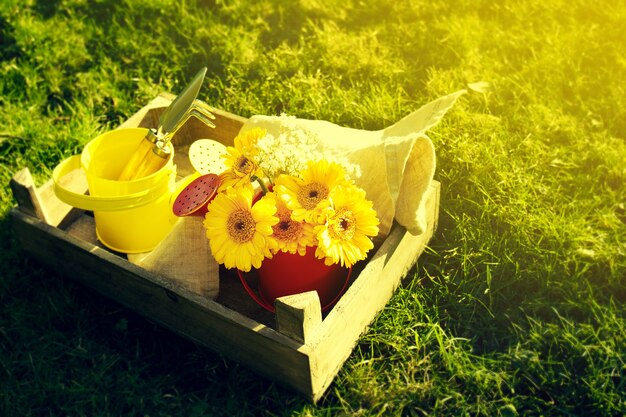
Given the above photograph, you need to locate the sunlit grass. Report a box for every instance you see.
[1,0,625,416]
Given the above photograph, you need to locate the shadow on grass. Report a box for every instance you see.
[0,15,23,62]
[415,182,626,357]
[33,0,62,20]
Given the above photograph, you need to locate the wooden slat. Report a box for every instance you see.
[307,181,440,401]
[174,104,246,147]
[119,95,165,130]
[9,168,51,223]
[10,167,86,228]
[275,291,323,344]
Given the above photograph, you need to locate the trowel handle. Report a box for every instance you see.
[118,130,169,181]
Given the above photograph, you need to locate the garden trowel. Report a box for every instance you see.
[118,67,216,181]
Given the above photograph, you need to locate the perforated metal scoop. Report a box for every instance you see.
[172,173,220,217]
[188,139,228,175]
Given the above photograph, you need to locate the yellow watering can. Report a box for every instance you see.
[52,68,216,253]
[53,128,178,253]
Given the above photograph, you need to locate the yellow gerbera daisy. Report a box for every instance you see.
[315,185,380,268]
[270,193,316,256]
[203,187,278,272]
[274,160,350,225]
[220,146,264,191]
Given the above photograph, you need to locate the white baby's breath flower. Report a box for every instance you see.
[254,114,361,181]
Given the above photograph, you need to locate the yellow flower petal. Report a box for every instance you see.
[314,184,379,268]
[275,160,350,225]
[203,186,278,271]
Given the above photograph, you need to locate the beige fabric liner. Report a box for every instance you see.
[242,89,466,239]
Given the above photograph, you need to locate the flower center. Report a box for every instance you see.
[227,209,256,243]
[297,182,328,210]
[331,208,356,240]
[234,155,255,176]
[273,207,302,242]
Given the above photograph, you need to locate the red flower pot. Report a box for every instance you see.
[238,246,351,313]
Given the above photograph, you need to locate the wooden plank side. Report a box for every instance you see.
[9,168,52,223]
[307,181,440,401]
[118,95,166,130]
[10,167,87,229]
[275,291,323,344]
[10,209,316,399]
[174,112,244,148]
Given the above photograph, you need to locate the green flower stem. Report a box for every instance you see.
[256,177,270,195]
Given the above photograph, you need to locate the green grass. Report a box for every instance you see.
[1,0,625,415]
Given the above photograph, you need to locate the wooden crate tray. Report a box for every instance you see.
[9,93,440,402]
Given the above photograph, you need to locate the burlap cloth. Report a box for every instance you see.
[128,215,219,299]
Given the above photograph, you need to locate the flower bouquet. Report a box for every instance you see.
[202,123,380,311]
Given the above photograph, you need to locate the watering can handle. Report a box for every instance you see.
[52,155,172,212]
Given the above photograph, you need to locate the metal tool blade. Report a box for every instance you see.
[158,67,207,137]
